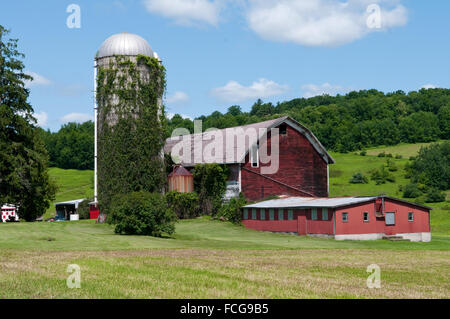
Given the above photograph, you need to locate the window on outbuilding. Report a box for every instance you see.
[363,212,369,222]
[288,209,293,220]
[322,208,328,220]
[311,208,318,220]
[408,212,414,222]
[252,208,257,220]
[278,209,284,220]
[243,209,248,220]
[260,209,266,220]
[279,124,287,135]
[269,209,274,220]
[342,212,348,222]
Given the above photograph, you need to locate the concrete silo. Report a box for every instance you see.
[93,32,166,214]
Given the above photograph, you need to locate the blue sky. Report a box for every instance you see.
[1,0,449,131]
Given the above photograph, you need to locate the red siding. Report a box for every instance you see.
[241,124,328,201]
[242,208,334,235]
[335,199,430,235]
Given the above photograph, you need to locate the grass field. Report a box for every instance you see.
[2,142,448,299]
[0,218,449,298]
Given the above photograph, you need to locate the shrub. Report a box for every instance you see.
[77,199,91,220]
[359,151,367,156]
[217,194,247,224]
[166,191,201,219]
[386,153,393,158]
[349,172,368,184]
[403,183,422,198]
[109,192,176,237]
[386,159,398,172]
[370,166,395,185]
[425,188,446,203]
[378,152,386,157]
[395,154,403,159]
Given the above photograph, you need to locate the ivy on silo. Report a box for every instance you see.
[96,54,168,214]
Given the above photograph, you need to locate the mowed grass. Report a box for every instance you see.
[2,142,447,299]
[0,219,449,299]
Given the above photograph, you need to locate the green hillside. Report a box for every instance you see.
[44,168,94,219]
[45,141,449,234]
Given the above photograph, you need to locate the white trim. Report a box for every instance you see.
[238,164,242,192]
[94,60,98,204]
[335,232,431,242]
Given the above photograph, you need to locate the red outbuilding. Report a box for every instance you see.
[242,196,431,242]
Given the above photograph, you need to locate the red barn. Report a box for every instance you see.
[164,116,334,201]
[242,196,431,242]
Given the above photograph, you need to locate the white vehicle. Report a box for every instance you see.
[1,205,19,222]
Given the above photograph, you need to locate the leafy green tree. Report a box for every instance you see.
[349,172,368,184]
[408,142,450,190]
[192,163,227,215]
[403,183,422,198]
[0,25,56,221]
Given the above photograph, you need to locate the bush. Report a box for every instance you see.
[217,194,247,224]
[378,152,386,157]
[403,183,422,198]
[359,151,367,156]
[166,191,201,219]
[370,166,395,185]
[386,153,393,158]
[386,159,398,172]
[349,172,368,184]
[77,199,91,220]
[109,192,177,237]
[425,188,446,203]
[395,154,403,159]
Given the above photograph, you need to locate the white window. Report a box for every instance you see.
[311,208,318,220]
[251,144,259,168]
[322,208,328,220]
[342,212,348,222]
[363,212,369,222]
[408,212,414,222]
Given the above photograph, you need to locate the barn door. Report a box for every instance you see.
[297,215,307,236]
[385,212,395,235]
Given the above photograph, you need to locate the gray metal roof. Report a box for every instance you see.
[54,199,86,209]
[97,32,154,58]
[243,196,376,209]
[164,116,335,166]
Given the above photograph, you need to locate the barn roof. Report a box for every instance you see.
[243,196,377,209]
[54,199,86,209]
[164,116,335,167]
[243,195,433,211]
[168,165,192,177]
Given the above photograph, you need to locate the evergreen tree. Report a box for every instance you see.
[0,25,56,221]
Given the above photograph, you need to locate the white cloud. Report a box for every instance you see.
[166,91,189,104]
[421,84,437,90]
[211,78,289,102]
[301,83,352,98]
[24,71,51,88]
[143,0,222,26]
[59,113,93,124]
[246,0,408,47]
[34,112,49,127]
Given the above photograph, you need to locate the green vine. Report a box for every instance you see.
[96,54,167,214]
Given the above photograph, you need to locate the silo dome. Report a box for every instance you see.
[96,32,154,58]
